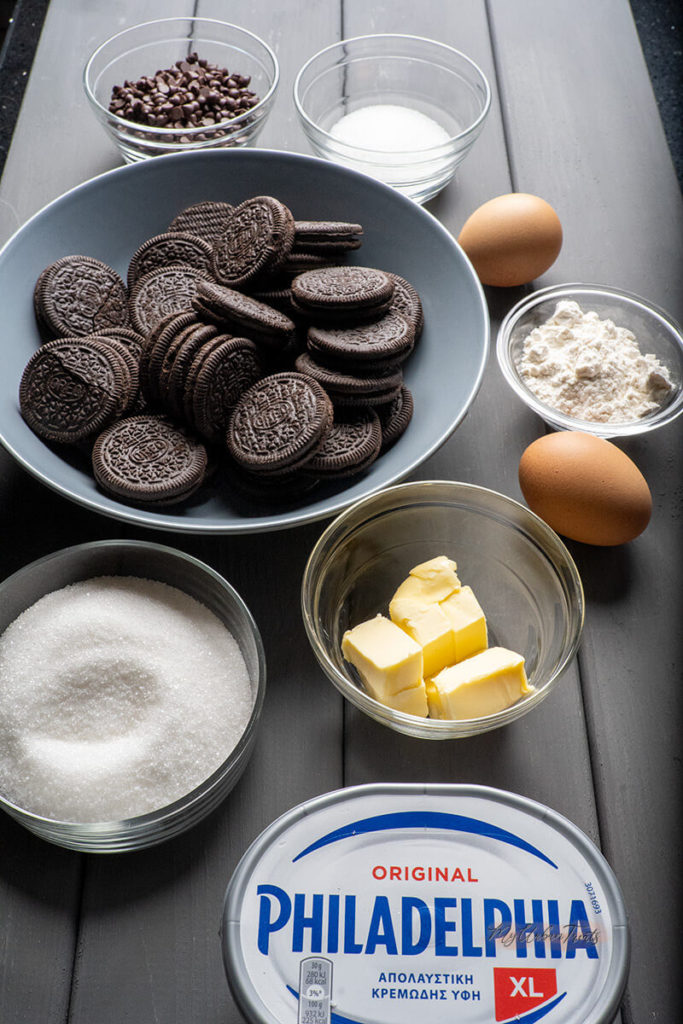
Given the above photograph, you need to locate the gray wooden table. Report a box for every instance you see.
[0,2,681,1022]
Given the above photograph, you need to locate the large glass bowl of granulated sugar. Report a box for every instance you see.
[0,540,265,852]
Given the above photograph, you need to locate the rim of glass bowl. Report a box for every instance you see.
[301,480,585,740]
[0,539,267,852]
[293,33,492,159]
[497,282,683,438]
[83,17,279,139]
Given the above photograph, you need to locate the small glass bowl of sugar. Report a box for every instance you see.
[293,34,491,204]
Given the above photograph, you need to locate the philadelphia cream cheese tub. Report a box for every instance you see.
[221,783,629,1024]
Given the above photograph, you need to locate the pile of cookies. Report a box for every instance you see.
[19,195,422,507]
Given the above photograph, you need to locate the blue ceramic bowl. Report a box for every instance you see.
[0,149,488,533]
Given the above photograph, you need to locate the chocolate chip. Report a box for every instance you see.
[107,51,260,132]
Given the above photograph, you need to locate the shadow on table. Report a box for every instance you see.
[567,540,635,605]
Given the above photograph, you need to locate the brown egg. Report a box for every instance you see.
[519,432,652,546]
[458,193,563,287]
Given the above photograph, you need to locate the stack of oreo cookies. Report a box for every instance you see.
[19,195,421,508]
[289,264,420,458]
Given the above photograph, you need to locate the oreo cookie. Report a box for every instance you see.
[96,325,146,363]
[127,232,214,289]
[294,351,403,406]
[227,372,333,475]
[156,321,218,413]
[212,196,296,288]
[293,220,363,253]
[100,328,148,412]
[247,285,296,315]
[331,380,403,408]
[20,337,131,444]
[193,280,295,349]
[291,266,394,323]
[129,265,207,335]
[278,252,337,274]
[190,337,265,442]
[307,310,414,364]
[388,273,424,341]
[139,311,195,405]
[36,255,129,339]
[303,341,413,377]
[33,266,54,340]
[91,335,140,413]
[305,408,382,477]
[92,414,207,504]
[378,385,414,451]
[167,200,234,243]
[163,323,220,419]
[224,462,320,505]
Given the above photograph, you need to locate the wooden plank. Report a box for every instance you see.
[341,0,603,838]
[0,814,81,1024]
[60,4,345,1024]
[486,2,683,1021]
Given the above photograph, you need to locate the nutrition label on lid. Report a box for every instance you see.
[298,958,333,1024]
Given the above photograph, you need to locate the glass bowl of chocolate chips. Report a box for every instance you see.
[84,17,279,162]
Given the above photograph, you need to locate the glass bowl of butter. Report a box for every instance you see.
[301,480,584,739]
[293,35,491,204]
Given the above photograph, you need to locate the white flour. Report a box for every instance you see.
[516,299,673,422]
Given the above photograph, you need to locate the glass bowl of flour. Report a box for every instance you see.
[497,283,683,438]
[293,35,491,204]
[0,540,265,851]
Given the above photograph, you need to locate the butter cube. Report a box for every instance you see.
[341,615,423,701]
[425,678,447,720]
[410,555,460,585]
[394,603,458,678]
[439,585,488,663]
[389,555,461,626]
[428,647,533,719]
[389,681,429,717]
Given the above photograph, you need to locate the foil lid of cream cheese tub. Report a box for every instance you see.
[221,784,629,1024]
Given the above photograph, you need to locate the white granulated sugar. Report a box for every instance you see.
[516,299,673,423]
[0,576,254,822]
[330,104,450,151]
